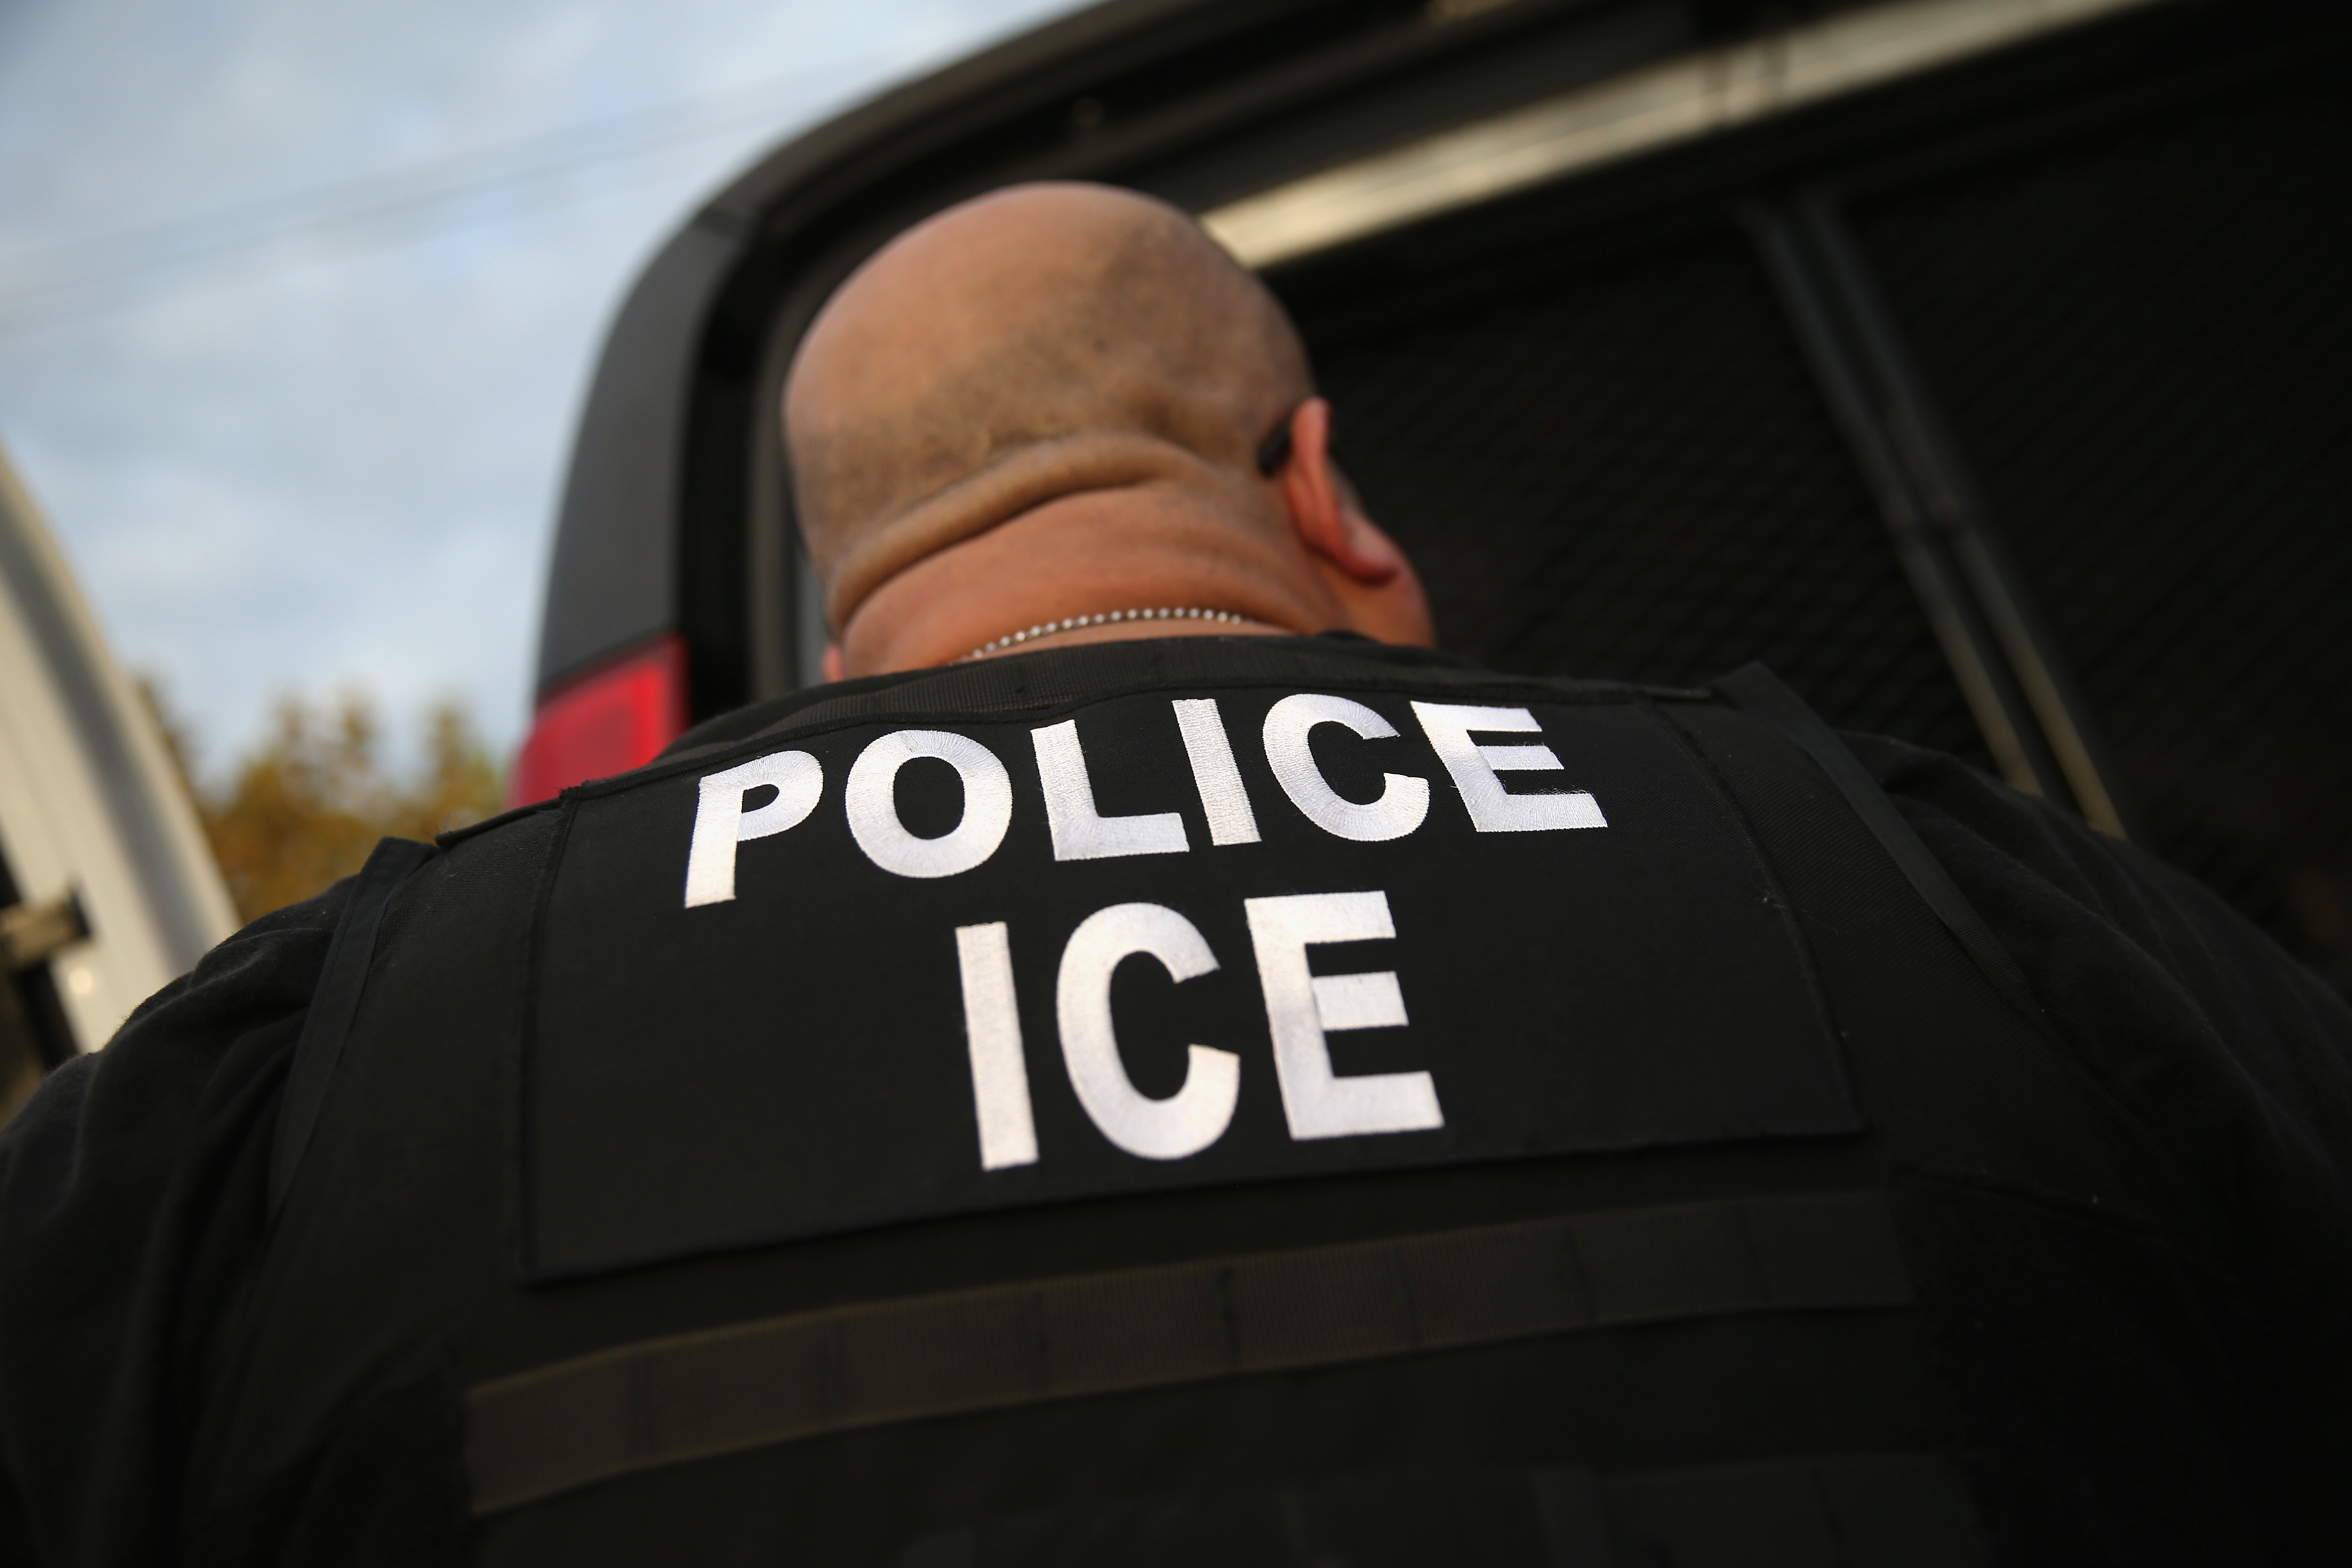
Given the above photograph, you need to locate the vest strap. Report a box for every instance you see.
[465,1190,1910,1515]
[269,836,436,1221]
[1712,664,2048,1030]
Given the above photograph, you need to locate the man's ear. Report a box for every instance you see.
[823,641,846,683]
[1278,397,1406,585]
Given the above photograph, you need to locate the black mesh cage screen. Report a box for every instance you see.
[1855,70,2352,986]
[1305,226,1993,768]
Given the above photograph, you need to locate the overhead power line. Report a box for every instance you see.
[0,49,899,336]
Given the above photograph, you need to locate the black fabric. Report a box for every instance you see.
[1713,663,2043,1028]
[0,885,353,1567]
[900,1453,1988,1568]
[184,1376,471,1568]
[0,638,2346,1567]
[468,1193,1910,1514]
[271,837,437,1219]
[1848,730,2352,1564]
[640,633,1701,775]
[1604,1453,1987,1568]
[532,678,1847,1275]
[475,1311,1955,1566]
[1891,1172,2261,1567]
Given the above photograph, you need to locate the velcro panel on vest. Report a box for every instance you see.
[466,1191,1908,1515]
[528,686,1852,1276]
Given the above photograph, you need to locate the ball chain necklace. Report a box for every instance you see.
[958,606,1250,662]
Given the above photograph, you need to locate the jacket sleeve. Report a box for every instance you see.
[1852,730,2352,1554]
[0,878,351,1568]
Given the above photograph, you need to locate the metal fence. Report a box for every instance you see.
[1308,60,2351,990]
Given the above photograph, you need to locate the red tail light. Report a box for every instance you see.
[510,634,689,807]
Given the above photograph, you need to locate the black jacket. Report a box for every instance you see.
[3,637,2347,1567]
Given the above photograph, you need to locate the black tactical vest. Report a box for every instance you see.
[191,639,2247,1567]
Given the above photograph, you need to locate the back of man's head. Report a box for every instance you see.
[786,181,1428,675]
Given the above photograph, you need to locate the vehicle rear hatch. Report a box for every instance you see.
[521,0,2352,991]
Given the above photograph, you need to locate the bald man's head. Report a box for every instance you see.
[786,183,1314,632]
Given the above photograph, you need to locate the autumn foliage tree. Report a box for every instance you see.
[148,685,505,925]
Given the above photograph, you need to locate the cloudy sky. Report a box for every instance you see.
[0,0,1076,779]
